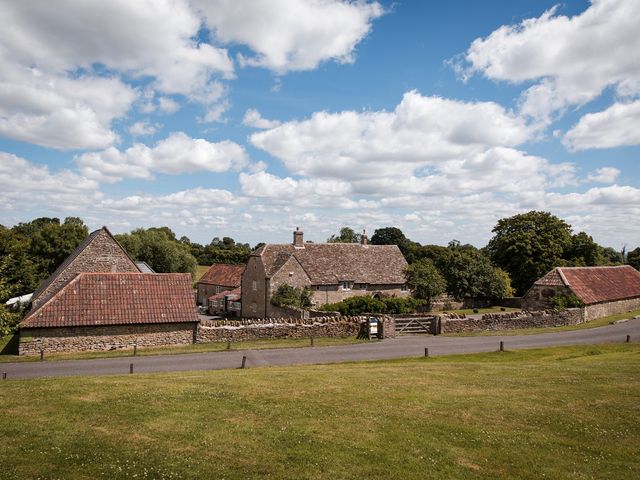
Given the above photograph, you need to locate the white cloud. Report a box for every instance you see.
[0,152,100,210]
[251,91,532,181]
[585,167,620,184]
[459,0,640,125]
[76,132,248,182]
[158,97,181,114]
[242,109,281,129]
[195,0,384,73]
[129,120,160,137]
[564,101,640,151]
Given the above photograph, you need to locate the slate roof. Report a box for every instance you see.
[534,266,640,305]
[21,273,198,329]
[254,243,407,285]
[198,264,245,287]
[31,226,141,305]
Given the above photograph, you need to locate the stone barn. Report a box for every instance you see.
[522,265,640,321]
[241,228,409,318]
[196,263,245,306]
[19,273,198,355]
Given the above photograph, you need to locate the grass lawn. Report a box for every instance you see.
[0,335,370,363]
[445,309,640,337]
[1,344,639,479]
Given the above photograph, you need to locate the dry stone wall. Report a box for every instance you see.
[19,323,197,355]
[440,309,584,334]
[583,297,640,321]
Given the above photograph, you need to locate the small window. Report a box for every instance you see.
[252,280,257,291]
[289,272,293,277]
[341,281,353,290]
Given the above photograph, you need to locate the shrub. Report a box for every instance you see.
[321,296,425,316]
[0,306,22,337]
[473,308,479,313]
[551,294,585,310]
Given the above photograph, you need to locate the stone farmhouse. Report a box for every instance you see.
[18,227,198,355]
[196,263,245,306]
[522,265,640,321]
[241,228,409,318]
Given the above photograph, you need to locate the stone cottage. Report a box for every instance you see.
[30,226,141,310]
[196,263,245,306]
[241,228,409,318]
[19,273,198,355]
[522,265,640,321]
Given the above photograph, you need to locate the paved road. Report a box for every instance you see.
[3,318,639,380]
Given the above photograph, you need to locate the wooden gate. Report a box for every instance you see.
[394,316,440,335]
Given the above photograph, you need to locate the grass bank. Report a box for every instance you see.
[1,344,638,479]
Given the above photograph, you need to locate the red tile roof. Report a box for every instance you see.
[208,286,241,302]
[198,264,245,287]
[21,273,198,329]
[535,266,640,304]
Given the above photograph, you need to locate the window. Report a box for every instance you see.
[341,281,353,290]
[252,280,257,291]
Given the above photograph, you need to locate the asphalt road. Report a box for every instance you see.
[3,318,639,380]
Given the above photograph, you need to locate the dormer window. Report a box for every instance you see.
[341,281,354,290]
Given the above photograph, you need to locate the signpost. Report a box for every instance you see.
[368,317,379,340]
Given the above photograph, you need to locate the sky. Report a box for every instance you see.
[0,0,638,249]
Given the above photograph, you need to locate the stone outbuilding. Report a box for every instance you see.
[241,228,409,318]
[196,263,245,306]
[522,265,640,321]
[19,273,198,355]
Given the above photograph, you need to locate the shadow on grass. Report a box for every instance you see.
[0,334,18,355]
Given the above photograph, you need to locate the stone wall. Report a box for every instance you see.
[197,315,394,343]
[521,285,572,311]
[32,229,139,309]
[584,297,640,321]
[440,308,584,334]
[19,322,197,355]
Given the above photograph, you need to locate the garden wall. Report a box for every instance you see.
[197,315,395,343]
[440,309,584,334]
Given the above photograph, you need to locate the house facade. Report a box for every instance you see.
[522,265,640,321]
[196,263,245,306]
[241,228,409,318]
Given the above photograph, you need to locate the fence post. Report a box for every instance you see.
[2,372,6,380]
[499,341,504,352]
[40,350,44,361]
[310,336,314,346]
[129,363,133,374]
[424,347,429,358]
[626,335,631,343]
[226,340,232,350]
[133,344,137,356]
[241,356,247,369]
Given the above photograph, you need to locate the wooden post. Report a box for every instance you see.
[499,341,504,352]
[133,344,137,356]
[2,372,6,380]
[226,340,231,350]
[241,356,247,369]
[40,350,44,361]
[310,336,314,346]
[626,334,631,343]
[129,363,133,374]
[424,347,429,358]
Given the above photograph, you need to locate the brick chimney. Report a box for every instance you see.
[361,229,368,246]
[293,227,304,248]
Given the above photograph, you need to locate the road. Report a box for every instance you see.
[2,318,639,380]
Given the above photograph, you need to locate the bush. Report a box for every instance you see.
[551,294,585,310]
[473,308,479,313]
[0,307,22,337]
[500,307,506,311]
[321,296,425,316]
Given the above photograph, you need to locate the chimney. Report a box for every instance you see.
[361,229,368,246]
[293,227,304,248]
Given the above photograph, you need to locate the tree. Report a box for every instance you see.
[271,284,312,309]
[628,247,640,271]
[486,211,572,296]
[327,227,361,243]
[371,227,410,256]
[404,259,446,309]
[116,228,197,276]
[566,232,602,266]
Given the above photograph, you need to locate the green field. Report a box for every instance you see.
[1,344,639,479]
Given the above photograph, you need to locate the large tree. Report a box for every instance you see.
[116,227,197,276]
[404,259,446,309]
[371,227,410,256]
[327,227,361,243]
[627,247,640,271]
[486,211,572,295]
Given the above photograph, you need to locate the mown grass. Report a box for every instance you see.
[0,335,370,363]
[446,309,640,337]
[1,344,639,479]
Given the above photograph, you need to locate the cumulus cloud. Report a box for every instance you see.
[129,120,160,137]
[251,90,532,181]
[196,0,384,73]
[458,0,640,126]
[564,101,640,151]
[584,167,620,184]
[242,109,281,129]
[76,132,248,182]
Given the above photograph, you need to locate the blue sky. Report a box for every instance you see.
[0,0,638,248]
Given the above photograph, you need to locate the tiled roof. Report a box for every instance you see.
[208,286,241,302]
[21,273,198,329]
[198,264,245,287]
[256,243,407,285]
[535,266,640,304]
[31,227,141,305]
[534,269,565,286]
